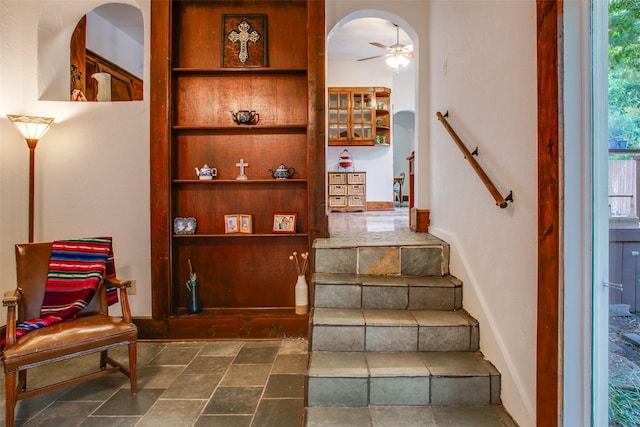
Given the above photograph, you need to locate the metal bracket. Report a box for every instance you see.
[505,191,514,203]
[603,281,624,291]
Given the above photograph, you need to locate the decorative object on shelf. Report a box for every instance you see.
[195,164,217,180]
[231,110,259,125]
[7,114,54,242]
[222,14,267,67]
[186,259,202,314]
[235,158,249,180]
[91,72,111,102]
[289,251,309,315]
[376,135,387,145]
[174,217,197,234]
[269,164,296,179]
[273,213,297,234]
[224,214,239,233]
[337,149,354,171]
[240,214,253,233]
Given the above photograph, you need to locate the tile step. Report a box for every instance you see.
[304,405,517,426]
[313,273,462,310]
[311,308,479,352]
[306,351,501,407]
[313,232,450,277]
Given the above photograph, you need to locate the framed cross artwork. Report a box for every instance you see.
[222,15,267,68]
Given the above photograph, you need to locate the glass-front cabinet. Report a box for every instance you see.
[328,87,390,146]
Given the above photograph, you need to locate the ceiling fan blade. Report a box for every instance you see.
[369,42,390,50]
[357,53,388,62]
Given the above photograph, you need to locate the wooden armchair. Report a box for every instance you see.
[2,242,137,427]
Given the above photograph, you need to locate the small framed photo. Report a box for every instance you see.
[272,213,297,234]
[240,214,253,234]
[174,217,197,234]
[225,214,239,234]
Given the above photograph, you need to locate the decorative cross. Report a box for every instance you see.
[236,158,249,180]
[227,20,261,64]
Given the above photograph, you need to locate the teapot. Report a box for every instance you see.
[194,164,217,180]
[269,164,296,180]
[231,110,259,125]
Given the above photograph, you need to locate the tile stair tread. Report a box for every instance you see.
[313,230,448,248]
[308,351,498,378]
[304,405,518,427]
[312,307,477,327]
[313,272,462,288]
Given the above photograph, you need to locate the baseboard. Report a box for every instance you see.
[367,201,394,211]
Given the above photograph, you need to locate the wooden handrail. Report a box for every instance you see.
[436,111,512,208]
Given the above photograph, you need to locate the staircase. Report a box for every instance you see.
[303,231,516,426]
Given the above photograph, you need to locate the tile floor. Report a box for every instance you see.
[1,339,308,427]
[1,210,517,426]
[328,207,410,233]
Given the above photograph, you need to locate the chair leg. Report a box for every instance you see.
[6,371,17,427]
[100,350,108,370]
[128,341,137,395]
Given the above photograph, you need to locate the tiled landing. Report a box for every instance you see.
[0,340,307,427]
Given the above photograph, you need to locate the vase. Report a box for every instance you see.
[295,275,308,315]
[188,280,202,314]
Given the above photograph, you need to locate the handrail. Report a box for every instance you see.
[436,111,513,209]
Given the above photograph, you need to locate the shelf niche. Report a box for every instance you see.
[147,0,327,340]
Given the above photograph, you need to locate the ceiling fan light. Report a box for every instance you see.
[386,52,410,70]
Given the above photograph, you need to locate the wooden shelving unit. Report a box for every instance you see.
[147,0,327,339]
[328,87,391,146]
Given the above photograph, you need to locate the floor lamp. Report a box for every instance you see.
[7,115,54,243]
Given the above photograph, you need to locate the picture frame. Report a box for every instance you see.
[272,213,297,234]
[174,217,197,235]
[222,14,268,68]
[240,214,253,234]
[225,214,239,234]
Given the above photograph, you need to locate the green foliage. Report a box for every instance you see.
[609,370,640,427]
[609,0,640,149]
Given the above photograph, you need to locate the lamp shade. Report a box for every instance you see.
[7,115,54,141]
[386,52,411,70]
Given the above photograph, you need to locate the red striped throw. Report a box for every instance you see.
[1,237,117,349]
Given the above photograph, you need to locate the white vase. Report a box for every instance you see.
[92,72,112,102]
[295,275,308,315]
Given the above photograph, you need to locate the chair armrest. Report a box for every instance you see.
[104,277,132,289]
[3,287,23,307]
[2,288,22,348]
[104,278,133,323]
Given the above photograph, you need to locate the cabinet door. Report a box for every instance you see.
[351,90,374,143]
[329,90,350,143]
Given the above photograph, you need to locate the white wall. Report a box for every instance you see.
[0,0,151,317]
[427,1,537,426]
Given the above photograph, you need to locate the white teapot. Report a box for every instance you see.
[195,164,217,180]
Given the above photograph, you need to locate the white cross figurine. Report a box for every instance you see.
[236,158,249,180]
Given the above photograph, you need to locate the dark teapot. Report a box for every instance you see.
[231,110,259,125]
[269,164,296,179]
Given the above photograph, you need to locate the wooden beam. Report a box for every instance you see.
[537,1,561,425]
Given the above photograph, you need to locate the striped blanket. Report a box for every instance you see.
[2,237,118,348]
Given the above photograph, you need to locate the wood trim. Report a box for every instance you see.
[537,0,561,425]
[150,0,171,320]
[366,202,394,211]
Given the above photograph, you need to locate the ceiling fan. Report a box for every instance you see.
[357,23,413,69]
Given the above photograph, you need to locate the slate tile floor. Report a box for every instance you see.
[0,339,308,427]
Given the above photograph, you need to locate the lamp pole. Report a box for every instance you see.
[26,138,38,242]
